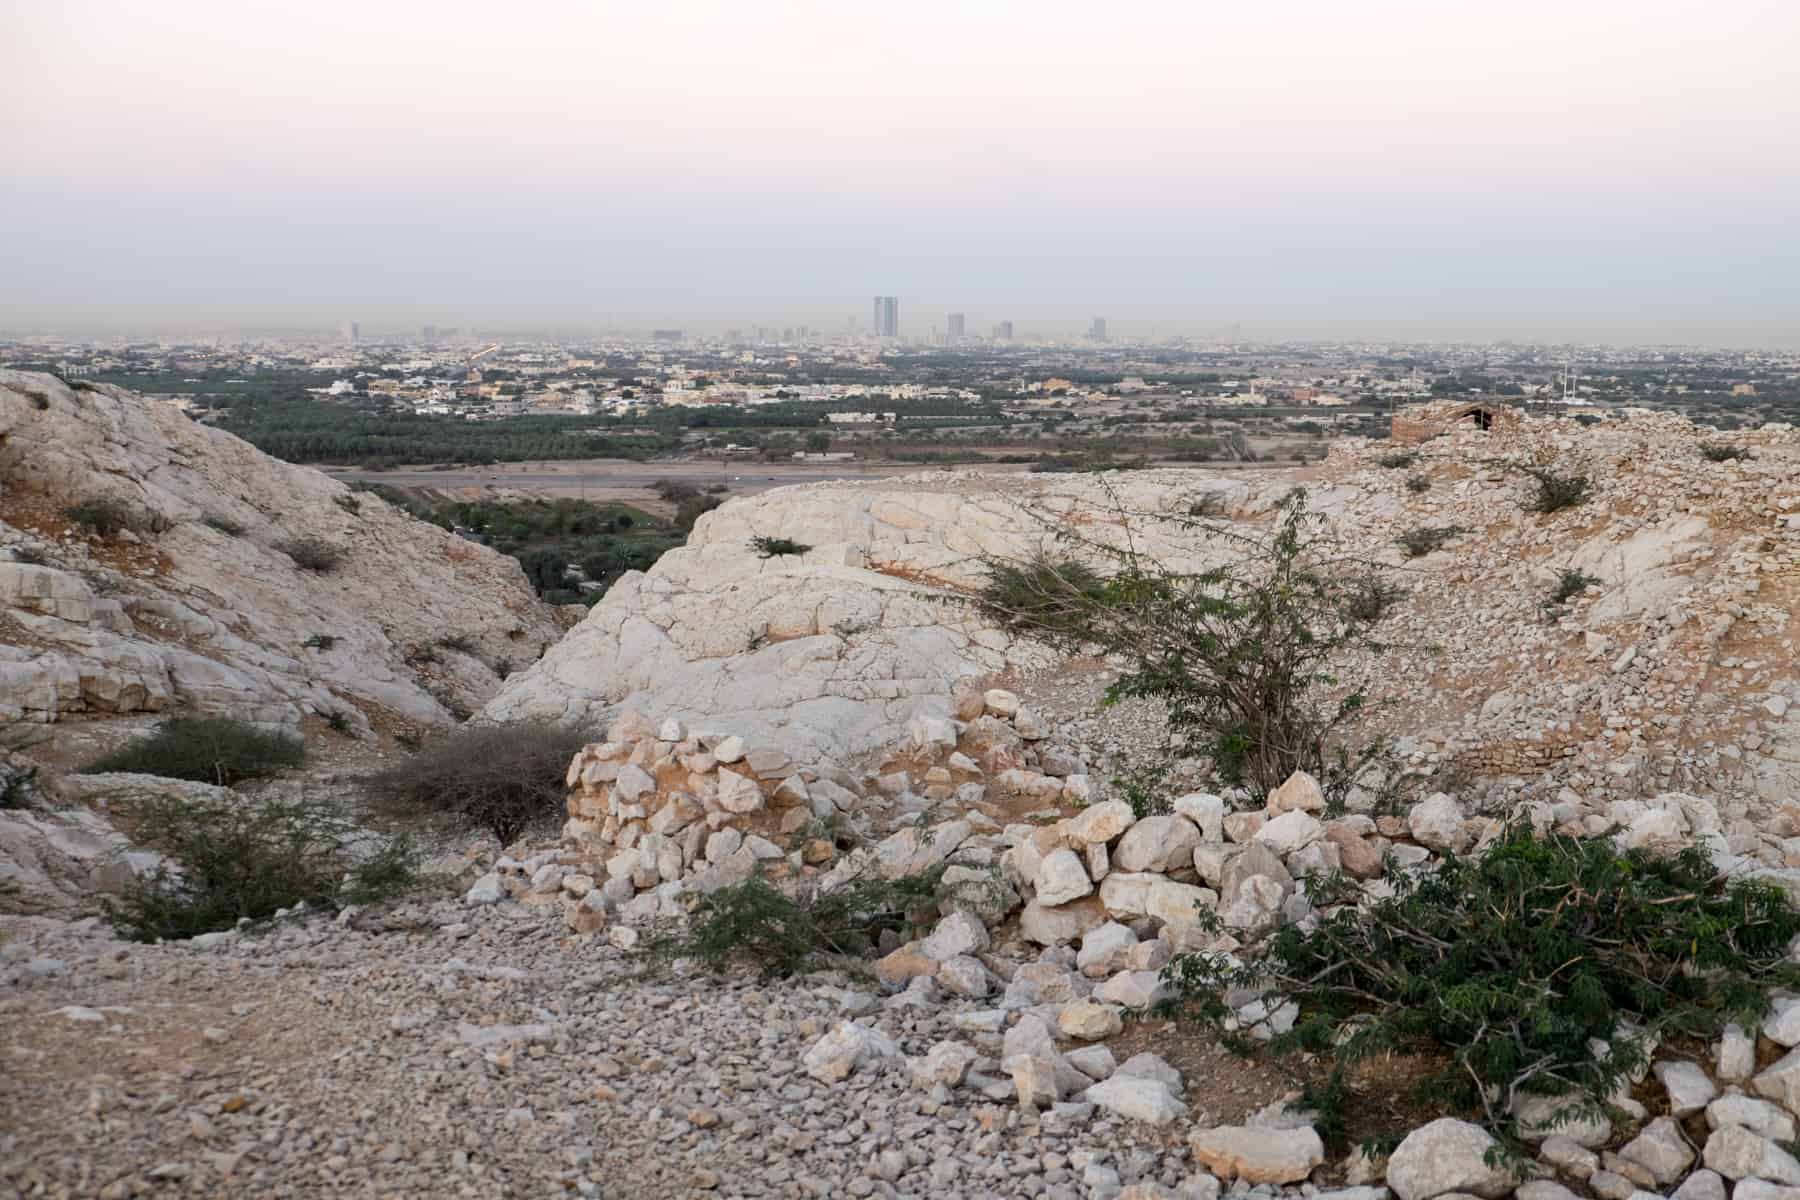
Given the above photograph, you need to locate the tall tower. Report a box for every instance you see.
[872,296,898,338]
[341,320,360,345]
[996,320,1014,341]
[1088,317,1107,342]
[947,313,966,341]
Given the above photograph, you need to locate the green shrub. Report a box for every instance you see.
[1,760,40,810]
[321,708,355,736]
[1162,826,1800,1151]
[1547,568,1601,607]
[333,494,361,515]
[1522,467,1592,514]
[80,717,304,786]
[1700,443,1753,462]
[102,791,417,942]
[645,861,959,978]
[984,490,1386,800]
[1377,451,1419,469]
[302,633,338,650]
[1396,525,1465,558]
[278,537,346,572]
[200,513,246,536]
[980,555,1111,642]
[749,535,811,558]
[363,721,587,844]
[1404,474,1431,494]
[64,497,169,538]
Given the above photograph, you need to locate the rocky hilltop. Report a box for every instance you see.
[489,405,1800,813]
[0,370,563,734]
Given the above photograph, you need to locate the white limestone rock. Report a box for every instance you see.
[1385,1118,1514,1200]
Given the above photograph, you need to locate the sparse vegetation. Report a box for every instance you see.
[1521,466,1592,514]
[64,496,169,538]
[1163,826,1800,1152]
[200,513,246,536]
[1395,525,1466,558]
[1404,473,1431,494]
[646,861,959,979]
[1187,492,1229,518]
[1700,442,1753,462]
[749,535,811,558]
[436,633,478,654]
[1377,451,1419,469]
[675,493,724,532]
[1547,567,1602,607]
[363,721,588,844]
[321,708,355,736]
[1345,575,1406,623]
[102,791,418,942]
[277,537,346,572]
[80,717,304,786]
[333,494,362,515]
[302,632,339,650]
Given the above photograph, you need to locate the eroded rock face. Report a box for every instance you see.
[0,371,561,730]
[480,472,1244,764]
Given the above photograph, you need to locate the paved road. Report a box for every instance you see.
[320,459,1020,494]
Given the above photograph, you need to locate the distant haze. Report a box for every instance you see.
[3,0,1797,346]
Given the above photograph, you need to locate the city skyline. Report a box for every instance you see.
[3,1,1798,347]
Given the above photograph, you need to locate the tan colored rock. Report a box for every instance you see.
[1190,1125,1324,1184]
[1266,770,1326,815]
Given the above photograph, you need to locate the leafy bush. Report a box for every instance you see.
[980,555,1111,642]
[1377,451,1419,469]
[1547,568,1601,607]
[1163,826,1800,1149]
[302,632,338,650]
[102,791,417,942]
[1404,474,1431,494]
[363,721,588,844]
[81,717,304,786]
[1700,443,1753,462]
[200,513,246,536]
[983,490,1385,799]
[278,537,346,572]
[750,535,812,558]
[646,861,957,978]
[1396,525,1465,558]
[1522,466,1592,514]
[64,497,169,538]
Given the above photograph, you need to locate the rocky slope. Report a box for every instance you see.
[0,370,563,735]
[488,407,1800,813]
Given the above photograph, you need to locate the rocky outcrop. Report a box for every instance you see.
[0,371,561,732]
[482,470,1252,765]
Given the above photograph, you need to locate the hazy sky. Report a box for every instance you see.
[4,0,1797,345]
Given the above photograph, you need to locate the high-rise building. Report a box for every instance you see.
[995,321,1014,341]
[1088,317,1107,342]
[872,296,899,338]
[421,324,437,343]
[341,320,360,345]
[946,312,966,341]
